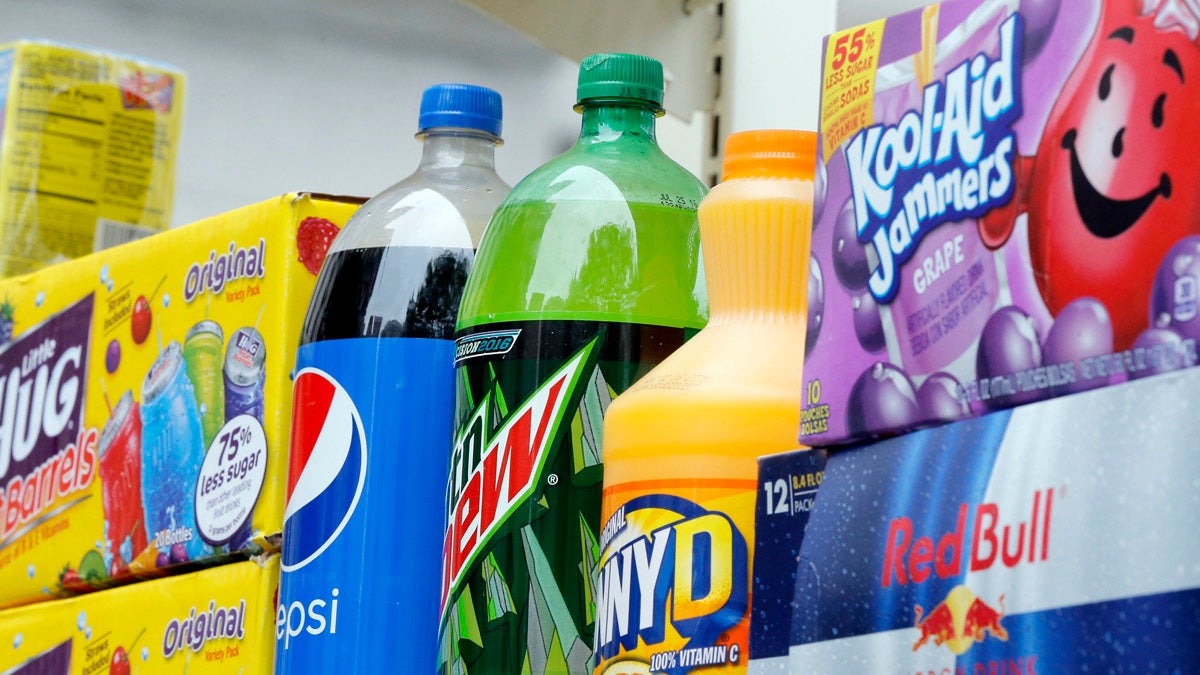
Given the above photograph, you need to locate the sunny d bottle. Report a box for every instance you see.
[439,54,707,674]
[276,84,509,674]
[594,130,817,674]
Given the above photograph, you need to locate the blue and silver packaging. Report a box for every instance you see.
[752,366,1200,672]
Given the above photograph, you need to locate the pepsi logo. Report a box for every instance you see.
[281,368,367,572]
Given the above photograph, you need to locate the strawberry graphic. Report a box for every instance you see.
[0,297,14,344]
[296,217,341,275]
[57,566,88,594]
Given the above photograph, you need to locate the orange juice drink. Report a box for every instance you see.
[594,130,819,674]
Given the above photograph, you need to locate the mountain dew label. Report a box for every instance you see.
[439,320,688,675]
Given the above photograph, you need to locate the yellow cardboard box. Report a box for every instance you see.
[0,40,186,276]
[0,555,279,674]
[0,193,362,608]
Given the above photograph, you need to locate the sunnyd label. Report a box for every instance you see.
[439,320,686,675]
[594,490,751,675]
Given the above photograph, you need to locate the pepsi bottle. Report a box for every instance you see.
[276,84,510,673]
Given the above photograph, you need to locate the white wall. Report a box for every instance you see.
[2,0,933,225]
[839,0,935,28]
[2,0,584,226]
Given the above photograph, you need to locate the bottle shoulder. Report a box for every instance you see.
[330,169,510,253]
[506,143,707,206]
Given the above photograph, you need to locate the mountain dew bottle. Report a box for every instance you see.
[439,53,708,675]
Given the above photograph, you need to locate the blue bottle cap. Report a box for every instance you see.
[418,83,503,139]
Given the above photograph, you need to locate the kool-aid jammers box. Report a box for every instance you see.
[802,0,1200,446]
[752,366,1200,673]
[0,555,279,674]
[0,192,361,608]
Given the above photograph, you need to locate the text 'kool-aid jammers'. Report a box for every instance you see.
[0,193,361,609]
[752,365,1200,673]
[802,0,1200,446]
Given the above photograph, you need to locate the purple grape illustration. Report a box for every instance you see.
[847,362,919,436]
[1042,297,1113,395]
[1130,327,1191,381]
[852,292,885,352]
[1150,236,1200,343]
[0,298,13,344]
[806,256,824,358]
[917,372,968,424]
[105,339,121,374]
[1020,0,1062,62]
[813,155,828,226]
[156,552,169,568]
[168,543,188,565]
[832,199,871,290]
[976,306,1043,408]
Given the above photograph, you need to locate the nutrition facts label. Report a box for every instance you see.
[0,43,182,276]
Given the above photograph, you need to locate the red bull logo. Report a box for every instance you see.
[882,488,1054,588]
[913,585,1007,654]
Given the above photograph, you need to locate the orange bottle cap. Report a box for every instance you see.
[721,129,817,181]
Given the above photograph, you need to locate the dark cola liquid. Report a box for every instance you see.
[301,245,475,345]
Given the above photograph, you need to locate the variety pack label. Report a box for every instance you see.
[0,40,186,277]
[0,555,279,674]
[0,192,361,608]
[802,0,1200,446]
[753,366,1200,673]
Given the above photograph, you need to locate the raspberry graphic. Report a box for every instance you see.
[296,217,341,275]
[0,298,14,344]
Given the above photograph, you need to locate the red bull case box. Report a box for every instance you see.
[0,192,361,608]
[802,0,1200,447]
[752,365,1200,672]
[0,554,279,673]
[0,40,186,277]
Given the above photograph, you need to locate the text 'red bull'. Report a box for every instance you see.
[882,489,1054,587]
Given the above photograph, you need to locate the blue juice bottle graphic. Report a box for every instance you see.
[140,340,212,564]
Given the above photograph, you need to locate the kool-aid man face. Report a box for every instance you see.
[1028,1,1200,349]
[1060,25,1176,239]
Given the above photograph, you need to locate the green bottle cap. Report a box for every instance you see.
[575,53,664,113]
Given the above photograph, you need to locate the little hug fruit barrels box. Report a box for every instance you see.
[0,555,279,674]
[752,365,1200,673]
[0,192,362,608]
[801,0,1200,447]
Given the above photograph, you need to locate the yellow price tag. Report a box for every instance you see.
[820,18,887,160]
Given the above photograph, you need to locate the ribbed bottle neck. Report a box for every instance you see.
[701,178,813,324]
[417,129,499,171]
[577,101,659,144]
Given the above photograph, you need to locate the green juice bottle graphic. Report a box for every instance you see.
[439,53,708,674]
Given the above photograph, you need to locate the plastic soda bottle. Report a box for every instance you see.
[276,84,509,673]
[593,129,817,673]
[439,53,708,675]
